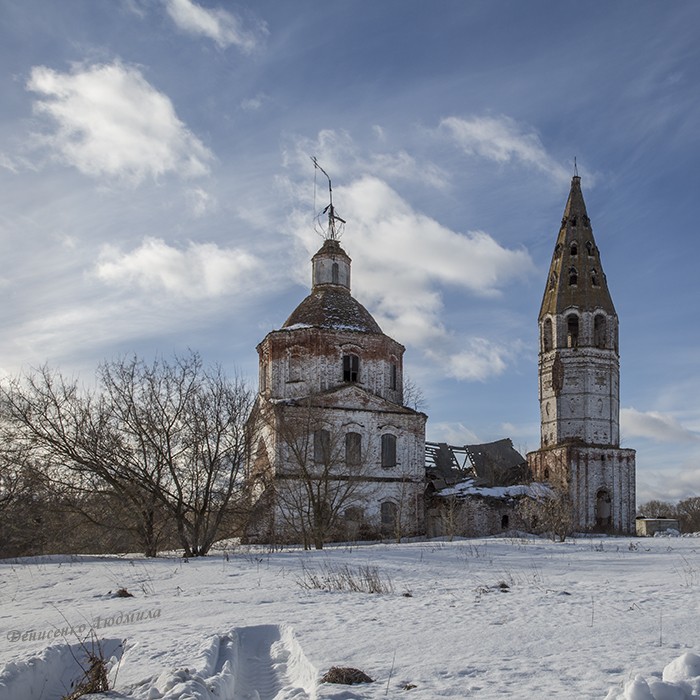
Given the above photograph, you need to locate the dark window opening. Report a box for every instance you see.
[568,266,578,286]
[390,363,398,390]
[544,468,550,480]
[343,354,359,382]
[591,269,599,287]
[332,262,339,285]
[381,434,397,469]
[567,315,579,348]
[314,429,331,464]
[345,432,361,468]
[570,242,578,256]
[586,240,594,256]
[594,315,607,348]
[501,514,509,530]
[570,217,578,227]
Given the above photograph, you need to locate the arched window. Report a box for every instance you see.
[389,362,398,390]
[343,354,359,382]
[567,314,579,348]
[596,489,612,528]
[380,501,397,535]
[570,242,578,256]
[586,240,594,256]
[381,434,397,468]
[332,262,339,284]
[345,432,361,468]
[594,315,607,348]
[568,266,578,286]
[591,268,599,287]
[288,348,302,382]
[314,429,331,464]
[543,318,553,352]
[544,468,550,480]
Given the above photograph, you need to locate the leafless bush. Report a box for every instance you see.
[297,561,393,594]
[61,635,112,700]
[321,666,373,684]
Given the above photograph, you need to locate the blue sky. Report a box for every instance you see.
[1,0,699,504]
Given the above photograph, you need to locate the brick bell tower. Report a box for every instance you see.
[527,174,635,533]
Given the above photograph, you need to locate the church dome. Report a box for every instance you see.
[282,238,383,334]
[283,286,382,333]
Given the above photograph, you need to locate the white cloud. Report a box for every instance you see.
[439,338,509,382]
[164,0,266,51]
[95,238,260,299]
[240,93,268,111]
[621,407,700,443]
[27,61,212,183]
[440,115,569,182]
[186,187,217,216]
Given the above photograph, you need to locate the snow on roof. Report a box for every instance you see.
[438,479,552,500]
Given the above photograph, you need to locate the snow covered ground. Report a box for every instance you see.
[1,535,700,699]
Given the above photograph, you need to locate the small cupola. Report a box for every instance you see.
[312,239,351,291]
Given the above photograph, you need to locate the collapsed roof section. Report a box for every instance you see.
[425,438,528,492]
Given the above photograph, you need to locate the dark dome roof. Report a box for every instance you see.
[282,287,382,334]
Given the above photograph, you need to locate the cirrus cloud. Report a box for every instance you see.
[164,0,267,51]
[440,115,569,183]
[27,61,213,183]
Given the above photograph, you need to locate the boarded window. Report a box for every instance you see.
[343,354,359,382]
[314,429,331,464]
[381,434,397,468]
[380,501,397,534]
[288,348,301,382]
[345,432,362,468]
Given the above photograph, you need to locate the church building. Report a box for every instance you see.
[246,191,426,546]
[527,175,636,534]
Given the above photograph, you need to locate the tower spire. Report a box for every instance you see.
[539,175,615,320]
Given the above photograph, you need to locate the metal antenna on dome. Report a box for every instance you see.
[311,156,345,240]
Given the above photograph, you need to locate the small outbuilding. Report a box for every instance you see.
[636,517,681,537]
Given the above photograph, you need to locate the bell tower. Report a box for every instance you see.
[527,175,635,533]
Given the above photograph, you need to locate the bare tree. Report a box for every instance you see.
[262,402,375,550]
[0,352,253,557]
[676,497,700,533]
[637,499,678,519]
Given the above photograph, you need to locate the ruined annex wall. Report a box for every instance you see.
[427,498,521,538]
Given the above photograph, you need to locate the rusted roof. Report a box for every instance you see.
[283,287,383,334]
